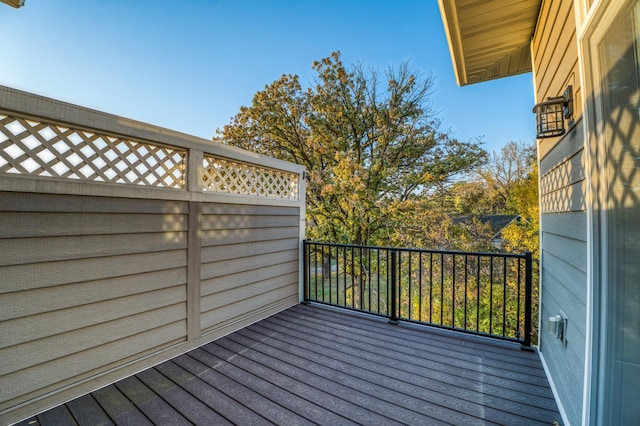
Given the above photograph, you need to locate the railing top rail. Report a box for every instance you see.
[304,240,529,259]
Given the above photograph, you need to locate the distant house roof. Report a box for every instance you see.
[453,214,521,249]
[454,214,520,237]
[480,214,520,236]
[437,0,542,86]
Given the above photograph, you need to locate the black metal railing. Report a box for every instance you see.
[303,241,532,347]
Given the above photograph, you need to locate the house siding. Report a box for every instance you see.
[0,192,190,413]
[199,203,301,332]
[533,2,587,423]
[0,193,303,425]
[539,131,588,426]
[533,0,582,160]
[0,85,305,425]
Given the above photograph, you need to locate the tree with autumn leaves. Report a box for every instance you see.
[214,52,486,247]
[215,52,538,258]
[216,52,540,341]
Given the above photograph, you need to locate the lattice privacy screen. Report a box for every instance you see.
[203,155,299,200]
[0,114,186,188]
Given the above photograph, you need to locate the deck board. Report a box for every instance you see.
[225,328,458,425]
[202,340,407,425]
[284,305,555,391]
[91,385,150,426]
[115,375,191,426]
[174,351,316,425]
[29,404,77,426]
[246,315,554,424]
[251,314,555,406]
[242,322,484,423]
[25,303,562,425]
[187,347,343,425]
[67,393,115,426]
[288,308,552,391]
[155,361,273,426]
[136,368,232,425]
[275,306,559,423]
[285,306,549,381]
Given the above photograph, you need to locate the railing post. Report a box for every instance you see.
[186,148,203,341]
[389,250,399,325]
[523,251,533,348]
[186,201,202,341]
[187,149,204,192]
[302,240,310,304]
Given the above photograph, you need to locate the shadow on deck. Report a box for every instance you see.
[18,303,561,425]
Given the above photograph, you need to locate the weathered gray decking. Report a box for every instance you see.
[18,303,561,425]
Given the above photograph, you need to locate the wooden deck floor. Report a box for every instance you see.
[18,303,561,425]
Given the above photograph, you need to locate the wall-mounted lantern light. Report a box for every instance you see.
[533,85,573,138]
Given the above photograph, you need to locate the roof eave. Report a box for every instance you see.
[438,0,467,86]
[437,0,541,87]
[1,0,25,8]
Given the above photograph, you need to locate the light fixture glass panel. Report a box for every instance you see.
[533,98,566,138]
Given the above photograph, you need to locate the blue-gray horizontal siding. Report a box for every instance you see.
[539,121,587,426]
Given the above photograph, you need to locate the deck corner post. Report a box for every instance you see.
[187,200,202,340]
[301,240,310,304]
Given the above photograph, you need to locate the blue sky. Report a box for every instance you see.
[1,0,535,154]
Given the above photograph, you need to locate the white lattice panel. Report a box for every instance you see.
[0,114,186,188]
[203,155,298,200]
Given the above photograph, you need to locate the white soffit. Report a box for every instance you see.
[438,0,542,86]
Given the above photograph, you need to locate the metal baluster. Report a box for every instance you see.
[464,255,468,330]
[523,252,533,348]
[440,252,444,326]
[452,253,456,328]
[489,256,494,335]
[516,257,522,341]
[429,253,433,324]
[476,256,481,332]
[389,250,398,324]
[419,252,423,322]
[503,256,507,337]
[408,251,412,320]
